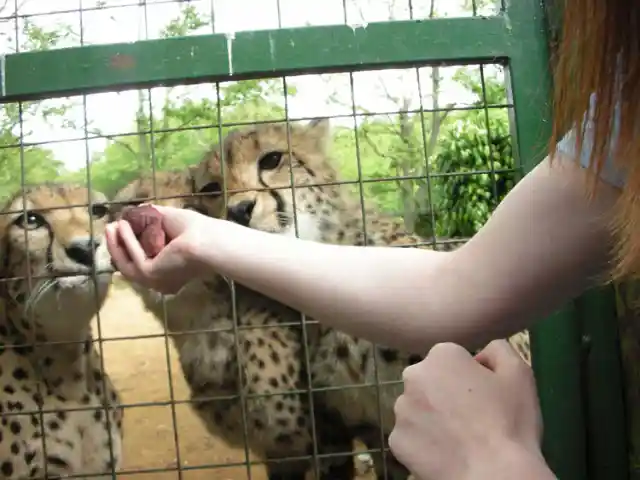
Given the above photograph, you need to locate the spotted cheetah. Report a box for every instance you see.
[191,118,531,479]
[110,170,356,479]
[0,183,123,479]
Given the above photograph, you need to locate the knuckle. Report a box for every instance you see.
[485,338,509,356]
[388,431,397,456]
[488,339,523,365]
[392,394,405,420]
[428,341,466,360]
[388,428,412,470]
[388,429,400,455]
[401,363,421,384]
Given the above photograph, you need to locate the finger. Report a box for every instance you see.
[388,407,433,478]
[105,224,139,279]
[475,339,524,372]
[401,361,424,386]
[388,404,417,469]
[427,342,475,369]
[393,393,408,423]
[143,204,174,215]
[108,222,133,263]
[116,220,151,274]
[402,342,473,389]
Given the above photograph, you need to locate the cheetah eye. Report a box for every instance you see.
[258,151,283,171]
[90,203,109,219]
[198,181,222,197]
[13,210,46,231]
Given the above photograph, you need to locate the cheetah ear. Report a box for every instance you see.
[306,118,331,153]
[192,147,223,191]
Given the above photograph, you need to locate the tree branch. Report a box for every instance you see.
[87,128,139,160]
[359,127,394,161]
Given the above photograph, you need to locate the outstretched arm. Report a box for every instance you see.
[197,152,620,353]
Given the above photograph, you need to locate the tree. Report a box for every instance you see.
[0,131,63,200]
[0,8,79,202]
[64,4,297,197]
[325,0,487,235]
[430,68,515,238]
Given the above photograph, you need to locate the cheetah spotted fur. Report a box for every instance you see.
[192,118,532,479]
[0,183,123,479]
[111,170,356,479]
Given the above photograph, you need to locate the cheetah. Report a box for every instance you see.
[0,183,123,479]
[110,169,356,479]
[191,118,532,479]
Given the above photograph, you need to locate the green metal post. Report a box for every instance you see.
[579,288,628,480]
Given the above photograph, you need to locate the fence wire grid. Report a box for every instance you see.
[0,0,529,479]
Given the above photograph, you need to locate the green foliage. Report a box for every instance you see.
[427,67,515,237]
[0,0,516,239]
[326,67,515,239]
[62,5,295,198]
[65,77,293,198]
[331,119,409,211]
[0,134,63,201]
[0,14,76,202]
[431,110,515,237]
[160,4,209,38]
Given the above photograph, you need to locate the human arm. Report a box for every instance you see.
[184,153,620,353]
[108,150,621,354]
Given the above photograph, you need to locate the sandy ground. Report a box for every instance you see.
[92,279,375,480]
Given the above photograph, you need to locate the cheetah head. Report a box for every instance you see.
[191,118,344,241]
[0,183,113,333]
[110,169,223,216]
[110,169,226,299]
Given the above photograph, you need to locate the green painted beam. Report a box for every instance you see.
[1,16,513,102]
[579,287,629,480]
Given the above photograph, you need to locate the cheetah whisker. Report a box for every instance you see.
[25,277,56,314]
[276,210,308,226]
[276,211,295,220]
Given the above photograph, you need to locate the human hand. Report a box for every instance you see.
[106,204,215,294]
[389,340,553,480]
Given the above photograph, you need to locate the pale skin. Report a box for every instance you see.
[390,340,556,480]
[106,152,620,479]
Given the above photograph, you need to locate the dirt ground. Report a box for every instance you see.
[93,278,374,479]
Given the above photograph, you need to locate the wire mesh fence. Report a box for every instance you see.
[0,0,537,479]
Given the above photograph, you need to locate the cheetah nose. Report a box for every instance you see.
[227,200,255,227]
[65,238,100,267]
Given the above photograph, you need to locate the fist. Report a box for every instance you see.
[120,204,166,258]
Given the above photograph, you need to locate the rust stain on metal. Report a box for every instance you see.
[110,53,136,69]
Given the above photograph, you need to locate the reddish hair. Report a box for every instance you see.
[549,0,640,280]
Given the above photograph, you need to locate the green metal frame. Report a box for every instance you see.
[0,1,627,478]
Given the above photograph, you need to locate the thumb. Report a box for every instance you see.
[474,339,523,372]
[138,204,190,239]
[138,204,177,215]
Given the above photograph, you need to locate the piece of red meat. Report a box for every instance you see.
[120,204,166,258]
